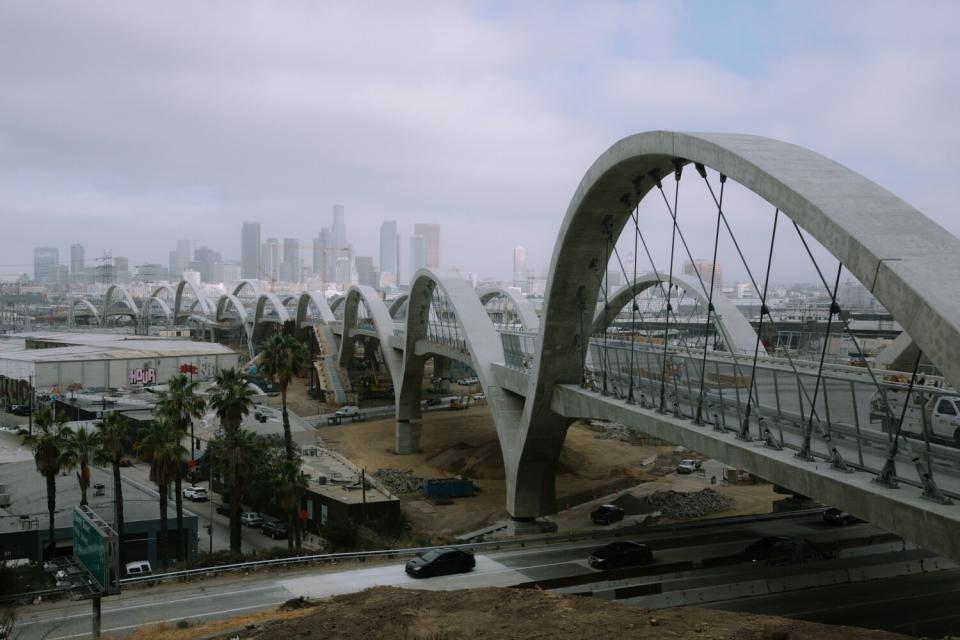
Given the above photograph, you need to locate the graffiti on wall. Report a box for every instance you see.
[128,368,157,385]
[198,360,220,380]
[0,375,31,405]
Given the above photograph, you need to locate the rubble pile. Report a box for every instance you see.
[643,488,732,519]
[372,468,423,494]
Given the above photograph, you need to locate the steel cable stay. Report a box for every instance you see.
[792,224,951,501]
[697,168,829,441]
[694,169,724,426]
[656,163,683,413]
[739,207,780,444]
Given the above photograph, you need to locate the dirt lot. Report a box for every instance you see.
[318,402,777,537]
[127,586,912,640]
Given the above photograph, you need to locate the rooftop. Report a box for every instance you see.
[0,331,235,363]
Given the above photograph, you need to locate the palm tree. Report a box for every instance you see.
[208,368,254,553]
[156,374,206,561]
[63,426,102,506]
[276,458,309,550]
[136,417,186,569]
[259,333,309,461]
[20,407,72,559]
[96,411,129,552]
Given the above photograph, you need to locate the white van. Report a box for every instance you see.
[334,405,360,418]
[125,560,152,577]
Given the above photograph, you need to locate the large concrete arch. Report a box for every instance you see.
[395,269,524,455]
[479,287,540,332]
[296,291,335,328]
[592,271,757,354]
[388,294,409,319]
[513,130,960,520]
[232,280,262,298]
[330,295,345,320]
[102,284,139,321]
[149,284,176,300]
[174,279,213,321]
[338,285,402,383]
[139,295,173,326]
[70,298,101,325]
[253,293,292,328]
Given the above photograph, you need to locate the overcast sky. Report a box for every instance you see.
[1,1,957,284]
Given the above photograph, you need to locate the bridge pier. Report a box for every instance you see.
[395,418,422,454]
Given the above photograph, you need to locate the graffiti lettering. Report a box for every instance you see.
[128,368,157,385]
[0,375,30,405]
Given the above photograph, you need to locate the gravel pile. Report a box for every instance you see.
[372,468,423,494]
[643,488,732,519]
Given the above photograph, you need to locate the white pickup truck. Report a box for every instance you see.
[870,389,960,447]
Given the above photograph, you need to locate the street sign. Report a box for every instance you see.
[73,505,120,596]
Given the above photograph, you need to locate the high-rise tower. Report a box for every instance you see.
[413,223,440,269]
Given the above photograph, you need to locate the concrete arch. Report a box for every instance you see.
[330,295,345,319]
[232,280,262,298]
[139,295,173,325]
[394,269,524,454]
[70,298,101,325]
[253,292,292,327]
[592,271,757,354]
[478,287,540,332]
[388,294,409,319]
[337,285,401,386]
[514,130,960,520]
[103,284,139,320]
[174,279,213,321]
[296,291,335,328]
[149,284,176,300]
[215,294,250,324]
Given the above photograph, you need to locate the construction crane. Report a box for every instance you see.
[257,265,278,292]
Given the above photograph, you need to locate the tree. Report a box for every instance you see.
[276,458,309,550]
[136,417,186,569]
[62,426,102,506]
[20,407,72,559]
[208,368,255,553]
[155,373,206,561]
[259,332,309,461]
[96,412,129,554]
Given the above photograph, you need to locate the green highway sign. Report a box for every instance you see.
[73,505,120,596]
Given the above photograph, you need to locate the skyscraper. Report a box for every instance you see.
[332,204,346,253]
[682,259,723,289]
[33,247,59,284]
[355,255,376,288]
[410,235,427,274]
[262,238,280,283]
[512,245,526,290]
[313,227,332,282]
[379,220,399,285]
[176,239,193,274]
[281,237,300,283]
[414,223,440,268]
[241,222,261,279]
[70,243,85,281]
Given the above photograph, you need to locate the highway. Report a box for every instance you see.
[11,513,959,639]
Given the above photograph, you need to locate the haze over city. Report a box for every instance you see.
[1,1,958,284]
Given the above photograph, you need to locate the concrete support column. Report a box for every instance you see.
[395,418,422,454]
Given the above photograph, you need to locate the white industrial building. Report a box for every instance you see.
[0,332,239,398]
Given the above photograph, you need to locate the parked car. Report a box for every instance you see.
[335,405,360,418]
[588,541,654,570]
[183,486,208,501]
[676,459,701,474]
[216,503,231,516]
[823,507,863,526]
[93,483,106,497]
[118,458,134,467]
[424,397,441,407]
[405,548,475,578]
[261,520,289,540]
[456,377,479,386]
[241,512,264,527]
[9,404,32,416]
[590,504,625,525]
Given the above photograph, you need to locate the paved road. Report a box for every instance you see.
[11,514,940,639]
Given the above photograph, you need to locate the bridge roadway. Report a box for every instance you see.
[11,513,958,639]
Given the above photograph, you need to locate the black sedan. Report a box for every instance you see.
[744,536,819,563]
[590,504,625,525]
[405,548,475,578]
[261,520,289,540]
[588,541,653,570]
[823,507,863,526]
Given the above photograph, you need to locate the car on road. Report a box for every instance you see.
[676,459,701,474]
[405,548,475,578]
[743,536,818,564]
[456,377,479,386]
[216,503,231,516]
[261,520,289,540]
[241,511,264,527]
[588,541,654,570]
[93,483,105,497]
[424,397,441,407]
[590,504,625,525]
[8,404,32,416]
[183,486,208,501]
[124,560,152,577]
[823,507,863,526]
[118,457,134,467]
